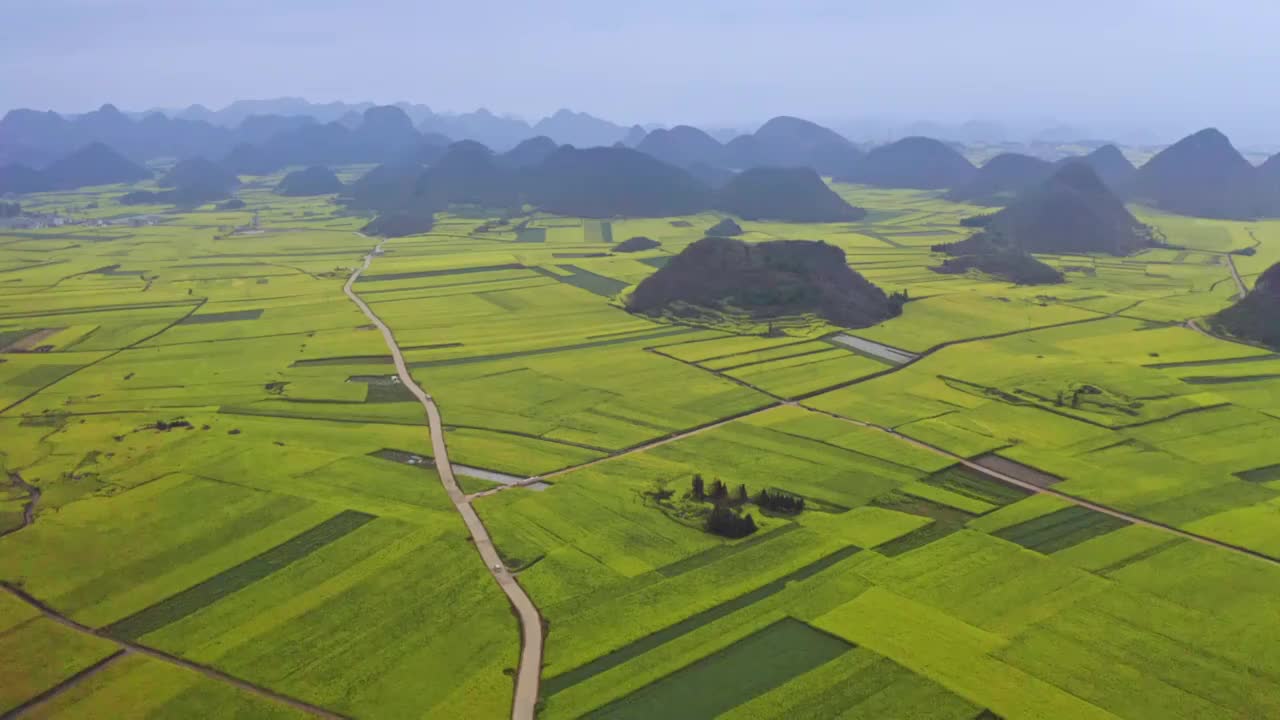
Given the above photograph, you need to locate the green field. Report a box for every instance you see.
[2,173,1279,718]
[582,618,854,719]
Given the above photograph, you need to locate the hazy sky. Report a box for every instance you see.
[4,0,1279,142]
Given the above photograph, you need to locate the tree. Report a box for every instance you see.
[691,474,704,501]
[709,479,727,501]
[755,488,805,514]
[735,484,748,504]
[705,506,758,538]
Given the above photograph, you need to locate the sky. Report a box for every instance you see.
[3,0,1279,144]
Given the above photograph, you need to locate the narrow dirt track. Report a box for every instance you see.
[0,583,346,719]
[1184,318,1274,352]
[1185,318,1217,340]
[343,240,544,720]
[1226,252,1248,299]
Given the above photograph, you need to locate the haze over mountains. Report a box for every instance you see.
[946,146,1137,205]
[838,137,976,190]
[1130,129,1275,220]
[930,163,1158,285]
[950,163,1155,256]
[0,101,630,167]
[4,97,1280,225]
[714,168,865,222]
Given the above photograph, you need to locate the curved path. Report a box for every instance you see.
[343,241,544,720]
[1226,252,1248,299]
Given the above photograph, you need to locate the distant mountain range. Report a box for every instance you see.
[0,100,633,169]
[946,146,1136,205]
[3,98,1280,222]
[932,163,1154,285]
[951,163,1155,256]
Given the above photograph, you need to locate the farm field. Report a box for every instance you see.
[2,171,1280,719]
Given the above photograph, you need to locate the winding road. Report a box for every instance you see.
[343,241,544,720]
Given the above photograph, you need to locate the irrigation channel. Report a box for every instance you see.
[344,239,544,720]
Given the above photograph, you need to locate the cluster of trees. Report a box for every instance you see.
[705,506,757,539]
[887,289,910,313]
[0,201,19,218]
[147,418,194,431]
[688,474,810,539]
[690,474,748,504]
[690,474,756,538]
[754,489,806,513]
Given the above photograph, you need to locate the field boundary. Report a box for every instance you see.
[0,299,207,416]
[803,406,1280,567]
[577,616,854,719]
[542,545,860,697]
[0,649,128,718]
[0,582,348,719]
[103,510,377,640]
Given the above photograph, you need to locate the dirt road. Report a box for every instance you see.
[344,241,544,720]
[1226,252,1248,299]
